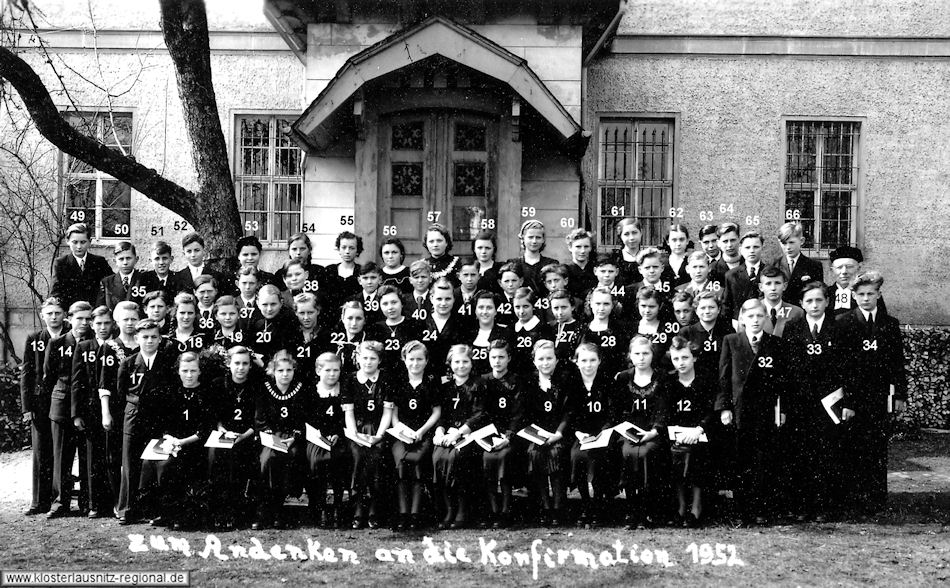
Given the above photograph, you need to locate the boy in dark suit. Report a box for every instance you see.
[50,223,113,307]
[709,222,742,285]
[140,240,178,300]
[835,271,906,515]
[115,319,178,524]
[20,297,67,515]
[758,266,805,338]
[70,306,114,517]
[96,302,141,511]
[98,241,148,310]
[174,232,225,294]
[722,231,765,326]
[774,221,824,305]
[45,301,93,517]
[717,298,788,525]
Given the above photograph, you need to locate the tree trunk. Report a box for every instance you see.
[159,0,241,268]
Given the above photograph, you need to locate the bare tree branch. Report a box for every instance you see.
[0,45,199,220]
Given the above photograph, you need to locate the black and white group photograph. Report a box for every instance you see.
[0,0,948,586]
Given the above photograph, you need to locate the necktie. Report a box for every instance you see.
[123,276,130,290]
[417,296,424,308]
[751,335,759,354]
[203,310,211,321]
[748,266,757,282]
[788,257,796,273]
[812,323,819,340]
[78,258,85,272]
[867,313,875,337]
[159,277,166,287]
[770,308,777,327]
[145,358,152,371]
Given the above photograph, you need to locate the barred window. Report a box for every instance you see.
[597,118,674,250]
[235,115,302,244]
[784,121,860,251]
[61,112,133,240]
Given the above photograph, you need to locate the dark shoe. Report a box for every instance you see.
[149,516,167,527]
[394,515,407,532]
[623,515,637,531]
[755,516,768,526]
[117,516,130,525]
[795,514,808,523]
[685,513,701,528]
[172,521,184,532]
[46,508,69,519]
[24,506,49,516]
[408,515,422,531]
[367,518,380,530]
[814,514,827,524]
[352,518,365,530]
[251,520,264,531]
[450,518,467,530]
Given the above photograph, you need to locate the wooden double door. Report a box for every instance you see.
[378,111,498,259]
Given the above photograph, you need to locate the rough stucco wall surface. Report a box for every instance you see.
[619,0,950,37]
[586,54,950,325]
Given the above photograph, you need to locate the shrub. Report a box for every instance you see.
[0,366,28,452]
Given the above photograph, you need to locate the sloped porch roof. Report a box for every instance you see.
[290,15,585,152]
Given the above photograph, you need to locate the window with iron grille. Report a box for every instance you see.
[784,121,860,251]
[235,115,302,244]
[597,118,674,250]
[61,112,133,240]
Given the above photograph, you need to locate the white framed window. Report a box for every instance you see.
[61,111,133,240]
[234,114,303,244]
[596,117,675,249]
[783,120,861,251]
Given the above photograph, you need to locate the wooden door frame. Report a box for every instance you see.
[356,88,522,261]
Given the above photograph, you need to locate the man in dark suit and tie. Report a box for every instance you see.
[50,223,113,307]
[115,319,178,524]
[98,242,148,310]
[44,301,93,517]
[717,297,789,525]
[709,222,743,285]
[835,271,906,515]
[774,222,824,305]
[70,306,115,518]
[722,231,765,325]
[20,297,68,515]
[826,245,887,317]
[173,232,226,294]
[140,240,179,300]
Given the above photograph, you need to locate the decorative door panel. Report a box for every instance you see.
[379,112,496,261]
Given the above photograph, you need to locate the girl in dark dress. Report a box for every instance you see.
[375,285,424,373]
[614,335,672,529]
[511,287,554,374]
[423,223,461,288]
[432,344,484,528]
[386,340,442,530]
[667,336,717,527]
[273,231,325,295]
[519,339,578,527]
[307,353,348,528]
[569,343,620,527]
[138,351,214,530]
[342,341,394,529]
[207,346,259,529]
[470,290,513,376]
[252,351,312,530]
[328,301,369,374]
[324,231,363,311]
[380,237,412,293]
[477,339,522,528]
[472,230,505,294]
